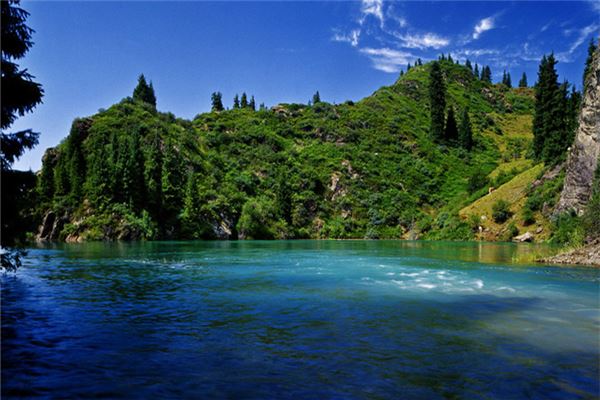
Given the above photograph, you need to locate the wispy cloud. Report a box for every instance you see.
[556,23,599,61]
[394,32,450,49]
[332,29,360,47]
[360,0,384,27]
[359,47,415,73]
[473,17,495,39]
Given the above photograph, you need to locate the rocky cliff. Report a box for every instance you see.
[554,47,600,216]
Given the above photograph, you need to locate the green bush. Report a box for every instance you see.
[492,199,512,223]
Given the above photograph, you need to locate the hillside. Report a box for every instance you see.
[34,60,538,242]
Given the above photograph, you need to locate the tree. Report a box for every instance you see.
[518,72,528,88]
[417,58,423,66]
[428,61,446,142]
[481,66,492,83]
[583,37,597,87]
[312,91,321,104]
[502,70,512,87]
[145,130,163,220]
[211,92,224,112]
[240,92,248,108]
[459,108,473,151]
[1,0,44,270]
[474,64,480,79]
[407,63,411,71]
[465,59,473,71]
[533,54,571,163]
[1,0,43,171]
[444,106,458,143]
[132,74,156,107]
[249,95,256,111]
[233,94,240,109]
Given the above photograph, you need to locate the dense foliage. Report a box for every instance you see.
[1,0,43,270]
[35,59,538,242]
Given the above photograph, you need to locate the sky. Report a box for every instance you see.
[10,0,600,171]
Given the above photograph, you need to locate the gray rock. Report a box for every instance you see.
[513,232,533,242]
[554,46,600,216]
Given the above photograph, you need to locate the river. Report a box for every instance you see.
[2,240,598,398]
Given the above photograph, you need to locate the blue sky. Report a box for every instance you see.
[11,1,600,171]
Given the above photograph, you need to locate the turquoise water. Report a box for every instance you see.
[2,240,599,399]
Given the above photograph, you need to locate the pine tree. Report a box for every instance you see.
[241,92,248,108]
[465,59,472,71]
[444,106,458,143]
[145,130,163,220]
[502,70,512,87]
[233,94,240,109]
[133,74,157,107]
[211,92,224,112]
[1,0,44,171]
[312,91,321,104]
[417,58,422,66]
[459,108,473,151]
[583,38,597,87]
[428,61,446,142]
[249,95,256,111]
[38,148,57,203]
[474,64,480,79]
[407,63,411,71]
[481,66,492,83]
[518,72,528,88]
[533,54,570,163]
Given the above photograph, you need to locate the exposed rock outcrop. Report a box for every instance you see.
[37,211,69,242]
[554,47,600,216]
[540,240,600,267]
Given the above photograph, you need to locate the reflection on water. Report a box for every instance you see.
[2,240,599,399]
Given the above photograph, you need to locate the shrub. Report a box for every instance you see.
[467,168,489,194]
[522,206,535,226]
[492,199,512,223]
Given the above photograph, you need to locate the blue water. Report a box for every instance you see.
[2,241,599,399]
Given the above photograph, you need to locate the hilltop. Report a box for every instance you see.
[34,59,542,242]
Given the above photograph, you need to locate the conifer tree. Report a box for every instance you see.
[133,74,156,107]
[518,72,528,88]
[533,54,570,163]
[444,106,458,143]
[481,66,492,83]
[459,108,473,151]
[312,91,321,104]
[465,59,472,71]
[407,63,411,71]
[583,38,597,87]
[211,92,224,112]
[428,61,446,142]
[233,94,240,109]
[502,70,512,87]
[240,92,248,108]
[145,130,163,219]
[417,58,422,66]
[474,64,479,79]
[249,95,256,111]
[1,0,44,171]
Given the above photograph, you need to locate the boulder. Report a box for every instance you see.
[513,232,533,242]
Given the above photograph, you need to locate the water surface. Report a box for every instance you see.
[2,241,599,399]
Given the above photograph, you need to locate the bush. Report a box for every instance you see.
[522,205,535,225]
[492,199,512,223]
[467,168,489,194]
[551,212,584,246]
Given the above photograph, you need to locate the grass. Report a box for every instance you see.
[459,163,552,241]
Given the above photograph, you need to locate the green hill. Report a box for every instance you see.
[35,59,537,242]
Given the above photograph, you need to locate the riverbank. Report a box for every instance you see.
[539,240,600,267]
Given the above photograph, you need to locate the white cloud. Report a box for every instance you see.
[473,17,495,39]
[556,23,599,62]
[359,47,415,73]
[360,0,384,27]
[332,29,361,47]
[395,32,450,49]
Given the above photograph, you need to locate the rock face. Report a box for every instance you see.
[554,47,600,216]
[37,211,69,242]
